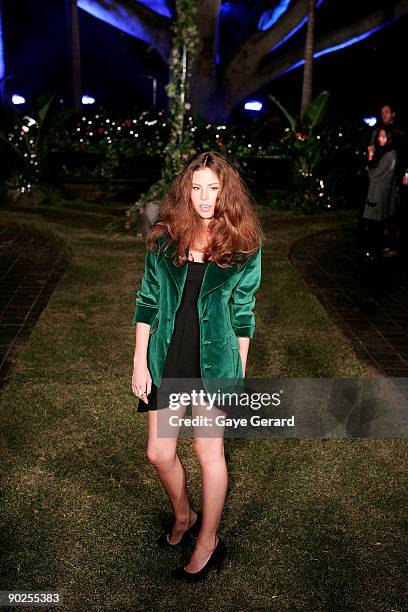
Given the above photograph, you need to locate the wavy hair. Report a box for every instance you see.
[146,151,264,267]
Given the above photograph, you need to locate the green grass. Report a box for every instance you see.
[0,202,406,611]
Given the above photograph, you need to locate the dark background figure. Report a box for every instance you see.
[362,128,398,260]
[369,104,408,258]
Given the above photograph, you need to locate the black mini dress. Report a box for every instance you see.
[137,259,208,412]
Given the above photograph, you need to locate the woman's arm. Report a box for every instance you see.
[132,323,152,402]
[132,248,160,326]
[229,246,262,339]
[132,246,160,402]
[238,337,250,376]
[229,246,262,375]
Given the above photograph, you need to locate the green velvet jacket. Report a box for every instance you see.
[132,235,262,392]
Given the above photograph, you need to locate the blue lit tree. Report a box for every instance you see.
[77,1,408,120]
[73,1,408,120]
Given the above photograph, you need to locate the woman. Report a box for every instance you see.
[363,128,398,259]
[131,151,263,582]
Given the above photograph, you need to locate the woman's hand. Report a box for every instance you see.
[132,359,152,404]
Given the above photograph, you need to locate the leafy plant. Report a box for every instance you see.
[268,91,333,211]
[0,90,59,193]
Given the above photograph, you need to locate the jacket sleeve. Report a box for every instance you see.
[132,247,160,326]
[229,246,262,339]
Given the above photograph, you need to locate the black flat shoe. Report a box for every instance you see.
[158,510,202,548]
[171,536,227,582]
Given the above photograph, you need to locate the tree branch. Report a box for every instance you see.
[225,0,408,111]
[224,0,309,79]
[77,0,172,61]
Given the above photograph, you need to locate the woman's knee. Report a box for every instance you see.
[146,444,176,466]
[193,438,224,466]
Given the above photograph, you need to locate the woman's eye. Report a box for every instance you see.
[211,186,219,190]
[192,186,199,190]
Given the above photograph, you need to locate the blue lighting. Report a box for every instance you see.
[12,94,25,105]
[267,0,326,54]
[80,0,173,19]
[258,0,292,31]
[274,21,392,79]
[245,101,263,111]
[0,0,4,81]
[82,94,95,105]
[133,0,173,18]
[78,0,171,46]
[314,22,393,59]
[363,117,377,127]
[269,17,307,53]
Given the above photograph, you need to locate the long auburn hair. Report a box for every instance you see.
[146,150,264,268]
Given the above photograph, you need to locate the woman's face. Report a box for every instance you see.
[191,167,220,222]
[377,129,388,147]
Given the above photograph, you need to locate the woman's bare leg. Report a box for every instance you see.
[183,404,228,572]
[146,406,197,544]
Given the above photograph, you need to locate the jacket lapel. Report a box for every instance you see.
[157,235,240,301]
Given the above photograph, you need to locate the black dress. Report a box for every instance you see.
[137,260,208,412]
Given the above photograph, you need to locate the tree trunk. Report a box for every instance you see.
[300,0,315,119]
[189,0,223,121]
[66,0,82,112]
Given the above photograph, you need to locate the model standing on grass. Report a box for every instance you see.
[131,150,263,581]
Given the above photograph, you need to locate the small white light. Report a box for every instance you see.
[82,95,95,105]
[12,94,25,105]
[244,101,262,111]
[23,116,37,127]
[363,116,377,127]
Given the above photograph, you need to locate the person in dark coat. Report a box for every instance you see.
[368,104,408,257]
[363,128,398,258]
[369,104,407,179]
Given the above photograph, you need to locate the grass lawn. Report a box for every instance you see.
[0,201,406,611]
